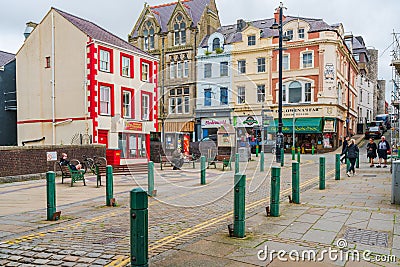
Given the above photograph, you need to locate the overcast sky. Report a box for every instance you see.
[1,0,398,100]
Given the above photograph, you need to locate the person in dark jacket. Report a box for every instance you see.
[60,153,82,170]
[341,136,350,164]
[366,138,377,167]
[377,136,390,168]
[344,139,359,176]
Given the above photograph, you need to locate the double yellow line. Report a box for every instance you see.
[108,167,337,267]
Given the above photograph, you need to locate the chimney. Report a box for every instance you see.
[237,19,246,32]
[24,21,38,39]
[274,8,286,23]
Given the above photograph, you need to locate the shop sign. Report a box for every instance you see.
[243,116,258,126]
[204,119,227,126]
[125,121,142,131]
[323,120,335,132]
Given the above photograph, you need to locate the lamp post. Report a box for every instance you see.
[344,34,353,137]
[271,2,286,163]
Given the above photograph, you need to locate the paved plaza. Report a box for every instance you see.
[0,139,400,266]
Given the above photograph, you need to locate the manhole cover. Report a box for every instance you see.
[363,175,377,177]
[343,228,388,247]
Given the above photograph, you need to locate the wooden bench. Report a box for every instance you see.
[160,155,196,170]
[58,162,86,187]
[207,155,232,171]
[96,163,148,186]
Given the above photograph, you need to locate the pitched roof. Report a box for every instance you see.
[132,0,211,38]
[0,51,15,67]
[201,15,337,45]
[53,8,152,57]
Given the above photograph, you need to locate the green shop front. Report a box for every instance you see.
[268,117,337,153]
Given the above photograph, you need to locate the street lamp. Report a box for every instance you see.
[270,2,286,163]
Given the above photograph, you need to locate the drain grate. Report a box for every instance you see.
[343,228,388,247]
[363,175,377,177]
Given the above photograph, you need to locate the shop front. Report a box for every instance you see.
[118,121,150,163]
[234,115,262,150]
[162,119,194,156]
[201,117,230,141]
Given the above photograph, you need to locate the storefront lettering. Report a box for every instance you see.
[125,121,143,131]
[204,120,227,125]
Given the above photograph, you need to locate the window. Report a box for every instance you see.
[122,89,134,118]
[45,56,51,68]
[220,62,228,76]
[288,81,302,103]
[177,62,183,78]
[302,51,313,68]
[285,29,293,40]
[141,93,151,120]
[238,60,246,74]
[282,85,286,102]
[119,133,147,159]
[238,87,245,104]
[220,87,228,105]
[257,58,266,73]
[283,54,289,70]
[204,89,212,106]
[170,62,176,79]
[99,84,114,115]
[337,82,342,104]
[248,35,256,46]
[169,87,190,114]
[204,63,212,78]
[142,62,149,81]
[354,53,360,62]
[257,85,265,103]
[305,82,311,102]
[360,89,363,102]
[212,38,220,51]
[143,21,155,50]
[99,47,113,72]
[174,14,186,46]
[121,53,133,78]
[298,28,305,39]
[184,61,189,77]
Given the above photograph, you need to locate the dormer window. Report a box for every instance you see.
[248,35,256,46]
[143,21,155,51]
[212,38,220,51]
[174,14,186,46]
[298,28,305,39]
[285,30,293,41]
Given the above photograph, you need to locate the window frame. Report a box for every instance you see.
[238,60,246,74]
[257,84,265,103]
[140,58,153,82]
[237,86,245,104]
[257,57,266,73]
[98,46,114,73]
[220,61,228,77]
[120,53,134,78]
[282,54,290,71]
[204,63,212,78]
[298,28,305,39]
[141,91,153,121]
[184,61,189,77]
[98,82,114,116]
[174,14,186,46]
[170,62,176,79]
[301,51,314,69]
[204,88,212,106]
[121,87,135,119]
[282,81,313,104]
[212,38,220,51]
[248,35,256,46]
[285,29,293,41]
[220,87,228,105]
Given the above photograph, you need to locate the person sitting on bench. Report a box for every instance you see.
[171,148,184,170]
[60,153,82,170]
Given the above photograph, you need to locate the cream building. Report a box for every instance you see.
[17,8,158,163]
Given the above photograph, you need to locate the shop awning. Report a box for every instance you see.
[294,118,323,133]
[267,118,322,134]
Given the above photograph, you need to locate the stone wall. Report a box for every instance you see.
[367,49,379,117]
[377,80,386,115]
[0,145,106,178]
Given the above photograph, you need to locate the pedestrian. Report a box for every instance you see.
[171,148,184,170]
[60,153,82,170]
[377,136,390,168]
[366,138,377,167]
[341,136,350,164]
[344,138,359,177]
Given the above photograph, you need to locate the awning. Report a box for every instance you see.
[267,118,322,134]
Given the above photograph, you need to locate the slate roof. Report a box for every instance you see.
[132,0,211,38]
[0,51,15,67]
[200,15,338,46]
[53,8,152,57]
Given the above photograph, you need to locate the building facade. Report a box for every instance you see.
[16,8,158,163]
[0,51,17,146]
[129,0,221,154]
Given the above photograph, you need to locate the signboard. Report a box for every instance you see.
[46,151,57,161]
[323,120,335,132]
[125,121,143,131]
[235,116,261,128]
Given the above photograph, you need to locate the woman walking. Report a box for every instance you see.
[366,138,377,167]
[344,139,359,177]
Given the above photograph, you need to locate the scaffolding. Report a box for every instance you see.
[391,31,400,146]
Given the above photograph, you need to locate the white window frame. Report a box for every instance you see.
[257,84,265,103]
[237,87,245,104]
[100,85,111,115]
[220,61,228,77]
[170,62,176,79]
[283,54,290,70]
[301,51,314,69]
[142,94,150,120]
[220,87,228,105]
[169,98,176,114]
[142,62,149,82]
[122,91,132,118]
[184,96,190,114]
[248,35,256,46]
[204,63,212,78]
[177,62,183,78]
[238,60,246,74]
[285,29,293,40]
[99,50,110,72]
[184,61,189,77]
[283,81,313,104]
[298,28,305,39]
[257,57,266,73]
[122,56,131,77]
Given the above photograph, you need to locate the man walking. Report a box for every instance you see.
[377,136,390,168]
